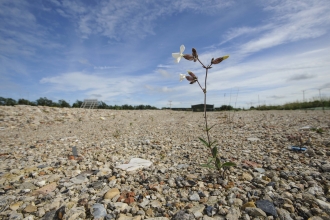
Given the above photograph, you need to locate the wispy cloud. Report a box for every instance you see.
[267,95,285,99]
[287,73,315,81]
[50,0,232,40]
[157,64,171,68]
[158,69,171,78]
[93,66,118,70]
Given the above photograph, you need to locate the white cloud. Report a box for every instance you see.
[54,0,232,40]
[94,66,118,70]
[158,69,171,78]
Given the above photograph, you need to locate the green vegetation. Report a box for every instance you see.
[0,96,158,110]
[254,98,330,110]
[0,96,329,110]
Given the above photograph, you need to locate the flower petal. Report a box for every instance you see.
[175,56,181,63]
[179,74,186,81]
[180,45,185,54]
[172,53,181,59]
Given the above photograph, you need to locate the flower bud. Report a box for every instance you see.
[187,70,197,79]
[192,48,198,62]
[183,54,194,61]
[186,76,197,84]
[211,55,229,64]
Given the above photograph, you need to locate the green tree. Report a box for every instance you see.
[98,101,108,109]
[0,97,6,105]
[5,98,17,106]
[72,100,83,108]
[58,99,70,108]
[36,97,53,106]
[18,98,31,105]
[219,105,233,111]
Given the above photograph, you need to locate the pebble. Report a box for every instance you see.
[104,188,120,199]
[92,203,107,219]
[256,200,278,217]
[0,106,329,220]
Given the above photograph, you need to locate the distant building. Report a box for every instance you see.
[191,104,214,112]
[80,99,99,109]
[170,107,192,111]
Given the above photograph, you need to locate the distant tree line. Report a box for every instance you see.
[253,98,330,110]
[0,97,158,110]
[0,96,329,110]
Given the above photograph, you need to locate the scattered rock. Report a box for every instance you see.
[104,188,120,199]
[256,199,278,217]
[92,203,107,219]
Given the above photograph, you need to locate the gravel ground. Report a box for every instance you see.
[0,105,330,220]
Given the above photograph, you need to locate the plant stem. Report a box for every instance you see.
[204,66,211,145]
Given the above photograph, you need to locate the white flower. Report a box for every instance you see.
[179,74,186,81]
[172,45,185,63]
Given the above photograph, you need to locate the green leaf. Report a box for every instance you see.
[215,158,222,170]
[209,140,217,147]
[206,124,217,131]
[200,164,209,167]
[198,137,210,148]
[207,157,215,164]
[212,146,218,158]
[222,162,236,167]
[200,164,216,169]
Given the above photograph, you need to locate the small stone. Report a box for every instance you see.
[36,180,46,187]
[114,202,128,211]
[41,209,57,220]
[245,207,267,218]
[92,203,107,219]
[9,212,24,220]
[108,176,116,181]
[64,206,86,220]
[138,199,150,209]
[242,201,256,210]
[188,204,205,215]
[104,188,120,199]
[256,200,278,217]
[146,208,154,217]
[124,197,135,205]
[172,210,194,220]
[254,168,266,173]
[150,200,162,208]
[243,160,263,168]
[77,198,89,208]
[37,207,45,218]
[315,199,330,215]
[189,192,200,201]
[19,182,37,190]
[24,204,37,213]
[276,208,293,220]
[10,201,23,211]
[283,203,295,213]
[205,205,214,216]
[32,182,57,196]
[193,211,203,219]
[242,172,253,181]
[226,206,241,219]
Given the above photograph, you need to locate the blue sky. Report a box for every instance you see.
[1,0,330,108]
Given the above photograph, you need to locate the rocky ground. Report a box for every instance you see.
[0,105,330,220]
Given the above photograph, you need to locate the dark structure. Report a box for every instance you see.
[171,108,192,111]
[80,99,99,109]
[191,104,214,112]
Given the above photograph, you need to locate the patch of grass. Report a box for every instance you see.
[311,127,324,134]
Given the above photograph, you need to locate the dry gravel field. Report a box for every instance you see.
[0,105,330,220]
